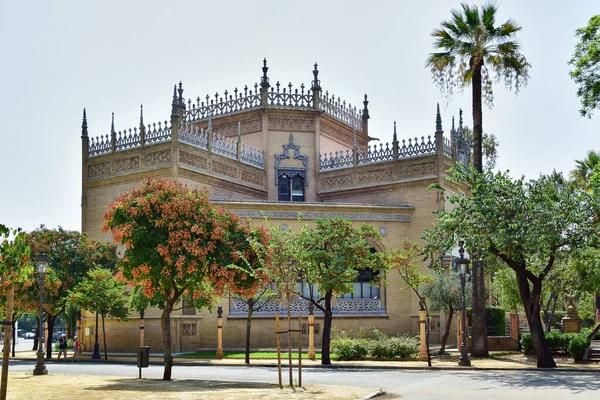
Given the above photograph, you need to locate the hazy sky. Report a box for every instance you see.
[1,0,598,232]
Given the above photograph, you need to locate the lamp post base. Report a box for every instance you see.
[458,346,471,367]
[91,343,101,360]
[32,351,47,375]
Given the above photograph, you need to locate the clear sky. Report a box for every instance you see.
[1,0,598,233]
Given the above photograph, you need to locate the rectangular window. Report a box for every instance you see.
[182,323,197,336]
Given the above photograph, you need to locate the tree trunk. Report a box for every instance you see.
[245,299,254,364]
[1,285,14,400]
[11,316,16,358]
[160,308,174,380]
[440,304,454,354]
[46,315,55,359]
[471,260,488,357]
[287,301,293,387]
[595,292,600,323]
[423,301,432,367]
[516,273,556,368]
[471,61,483,173]
[321,291,333,365]
[547,293,558,332]
[102,314,107,360]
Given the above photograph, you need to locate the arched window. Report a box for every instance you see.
[339,267,381,299]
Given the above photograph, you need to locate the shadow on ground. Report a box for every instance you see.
[464,370,600,394]
[85,378,311,394]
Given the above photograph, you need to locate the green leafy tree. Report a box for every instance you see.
[69,267,129,360]
[424,167,600,368]
[383,241,433,366]
[103,177,269,380]
[423,272,471,354]
[490,268,521,312]
[427,3,530,358]
[26,227,117,359]
[571,150,600,192]
[294,218,385,365]
[0,225,33,398]
[569,15,600,118]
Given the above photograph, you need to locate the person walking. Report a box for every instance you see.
[57,334,68,362]
[73,336,80,363]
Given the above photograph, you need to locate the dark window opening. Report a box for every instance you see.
[278,172,304,202]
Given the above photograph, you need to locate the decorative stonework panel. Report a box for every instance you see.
[320,174,352,190]
[336,299,383,313]
[398,162,436,178]
[88,161,111,178]
[268,114,315,132]
[115,156,140,172]
[145,150,171,166]
[240,169,264,187]
[357,168,393,185]
[214,118,262,137]
[179,150,208,170]
[321,120,353,146]
[234,210,409,221]
[212,160,238,179]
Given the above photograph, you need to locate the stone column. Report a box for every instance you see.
[216,306,224,358]
[509,311,519,340]
[418,309,428,361]
[307,306,315,360]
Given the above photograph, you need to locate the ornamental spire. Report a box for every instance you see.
[261,58,269,87]
[311,62,321,90]
[178,81,184,106]
[139,104,144,125]
[458,108,463,136]
[362,94,369,119]
[393,121,397,142]
[81,108,88,138]
[171,84,178,116]
[435,103,442,132]
[111,112,115,133]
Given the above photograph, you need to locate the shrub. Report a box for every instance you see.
[369,329,419,359]
[521,333,533,354]
[568,334,591,362]
[331,331,369,361]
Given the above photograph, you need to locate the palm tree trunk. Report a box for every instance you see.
[46,315,55,359]
[472,62,483,173]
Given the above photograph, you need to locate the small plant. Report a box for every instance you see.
[332,328,418,360]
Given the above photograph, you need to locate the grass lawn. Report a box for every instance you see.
[181,351,323,359]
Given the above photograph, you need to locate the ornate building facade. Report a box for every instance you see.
[79,60,470,353]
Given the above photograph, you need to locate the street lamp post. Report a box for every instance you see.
[92,311,101,359]
[456,241,471,367]
[33,252,49,375]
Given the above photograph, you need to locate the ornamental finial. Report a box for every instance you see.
[362,93,370,119]
[81,108,88,138]
[436,103,442,132]
[140,104,144,125]
[311,62,321,90]
[393,121,397,142]
[458,108,463,135]
[178,81,184,106]
[171,85,178,116]
[111,112,115,133]
[261,58,269,87]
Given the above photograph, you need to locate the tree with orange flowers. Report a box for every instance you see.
[103,177,269,381]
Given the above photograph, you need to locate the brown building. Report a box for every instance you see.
[79,60,470,353]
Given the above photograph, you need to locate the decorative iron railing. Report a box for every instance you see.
[211,132,237,160]
[184,85,262,122]
[319,135,439,171]
[115,128,141,152]
[179,123,208,150]
[319,91,363,131]
[267,81,313,108]
[145,121,171,144]
[88,135,112,157]
[240,143,264,168]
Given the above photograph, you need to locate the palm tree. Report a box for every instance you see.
[427,2,530,172]
[427,3,530,357]
[570,150,600,191]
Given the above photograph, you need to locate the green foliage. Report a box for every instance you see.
[68,267,128,320]
[423,272,470,313]
[0,225,33,285]
[569,15,600,118]
[491,268,522,312]
[331,329,419,361]
[427,3,530,106]
[568,334,591,362]
[521,332,590,360]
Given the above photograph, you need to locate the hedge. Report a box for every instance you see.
[467,307,507,336]
[331,329,419,361]
[520,332,590,361]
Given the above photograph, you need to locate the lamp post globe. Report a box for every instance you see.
[456,241,471,367]
[33,252,50,375]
